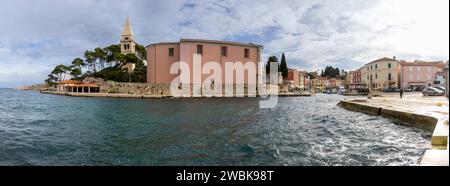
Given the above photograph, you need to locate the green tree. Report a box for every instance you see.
[94,47,107,70]
[104,44,121,67]
[71,58,85,73]
[306,72,315,79]
[135,44,147,60]
[70,67,82,78]
[323,66,341,78]
[45,74,58,85]
[84,50,96,73]
[279,53,288,79]
[50,43,148,84]
[265,56,278,74]
[51,64,71,82]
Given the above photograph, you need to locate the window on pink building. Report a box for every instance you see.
[197,45,203,55]
[244,48,249,58]
[221,46,227,57]
[168,48,174,57]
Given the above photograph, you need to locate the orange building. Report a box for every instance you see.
[286,69,300,87]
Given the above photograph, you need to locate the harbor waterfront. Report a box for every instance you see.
[0,88,435,166]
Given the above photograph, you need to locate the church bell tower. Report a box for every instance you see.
[120,17,136,54]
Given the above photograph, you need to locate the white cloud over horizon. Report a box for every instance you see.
[0,0,448,87]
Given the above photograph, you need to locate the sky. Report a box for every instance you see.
[0,0,448,88]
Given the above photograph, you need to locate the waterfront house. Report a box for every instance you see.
[345,68,366,91]
[434,71,446,86]
[286,70,308,91]
[361,57,400,92]
[57,80,81,92]
[146,39,263,93]
[298,71,307,90]
[399,60,444,91]
[56,80,100,93]
[310,77,329,93]
[328,78,343,88]
[286,69,300,88]
[66,84,101,93]
[304,75,311,91]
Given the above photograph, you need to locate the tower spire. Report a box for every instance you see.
[120,16,136,55]
[122,16,134,36]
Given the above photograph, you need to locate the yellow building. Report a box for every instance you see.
[361,57,400,91]
[310,77,329,93]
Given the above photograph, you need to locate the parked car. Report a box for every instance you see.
[434,86,446,92]
[326,88,338,94]
[338,87,346,95]
[422,87,445,96]
[405,87,413,92]
[383,87,398,93]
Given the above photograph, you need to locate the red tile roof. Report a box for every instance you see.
[368,57,397,64]
[399,61,444,66]
[58,80,81,84]
[66,84,99,87]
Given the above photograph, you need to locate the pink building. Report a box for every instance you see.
[287,69,300,87]
[147,39,263,86]
[346,68,366,90]
[399,60,445,90]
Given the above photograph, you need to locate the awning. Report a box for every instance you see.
[408,82,426,86]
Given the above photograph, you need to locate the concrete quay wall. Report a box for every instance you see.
[338,100,449,166]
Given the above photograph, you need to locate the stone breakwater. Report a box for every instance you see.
[15,84,49,91]
[338,98,449,166]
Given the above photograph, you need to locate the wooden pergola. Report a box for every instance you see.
[66,84,100,93]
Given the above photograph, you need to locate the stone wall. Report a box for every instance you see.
[338,100,437,131]
[105,82,172,96]
[102,82,279,97]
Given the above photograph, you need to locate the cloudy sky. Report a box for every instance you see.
[0,0,448,87]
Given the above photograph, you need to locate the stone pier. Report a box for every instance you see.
[338,93,449,166]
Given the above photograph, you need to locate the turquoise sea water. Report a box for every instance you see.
[0,88,430,165]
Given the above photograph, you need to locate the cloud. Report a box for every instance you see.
[0,0,448,87]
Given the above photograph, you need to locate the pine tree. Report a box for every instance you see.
[279,53,288,79]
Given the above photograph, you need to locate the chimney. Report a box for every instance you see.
[393,56,396,60]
